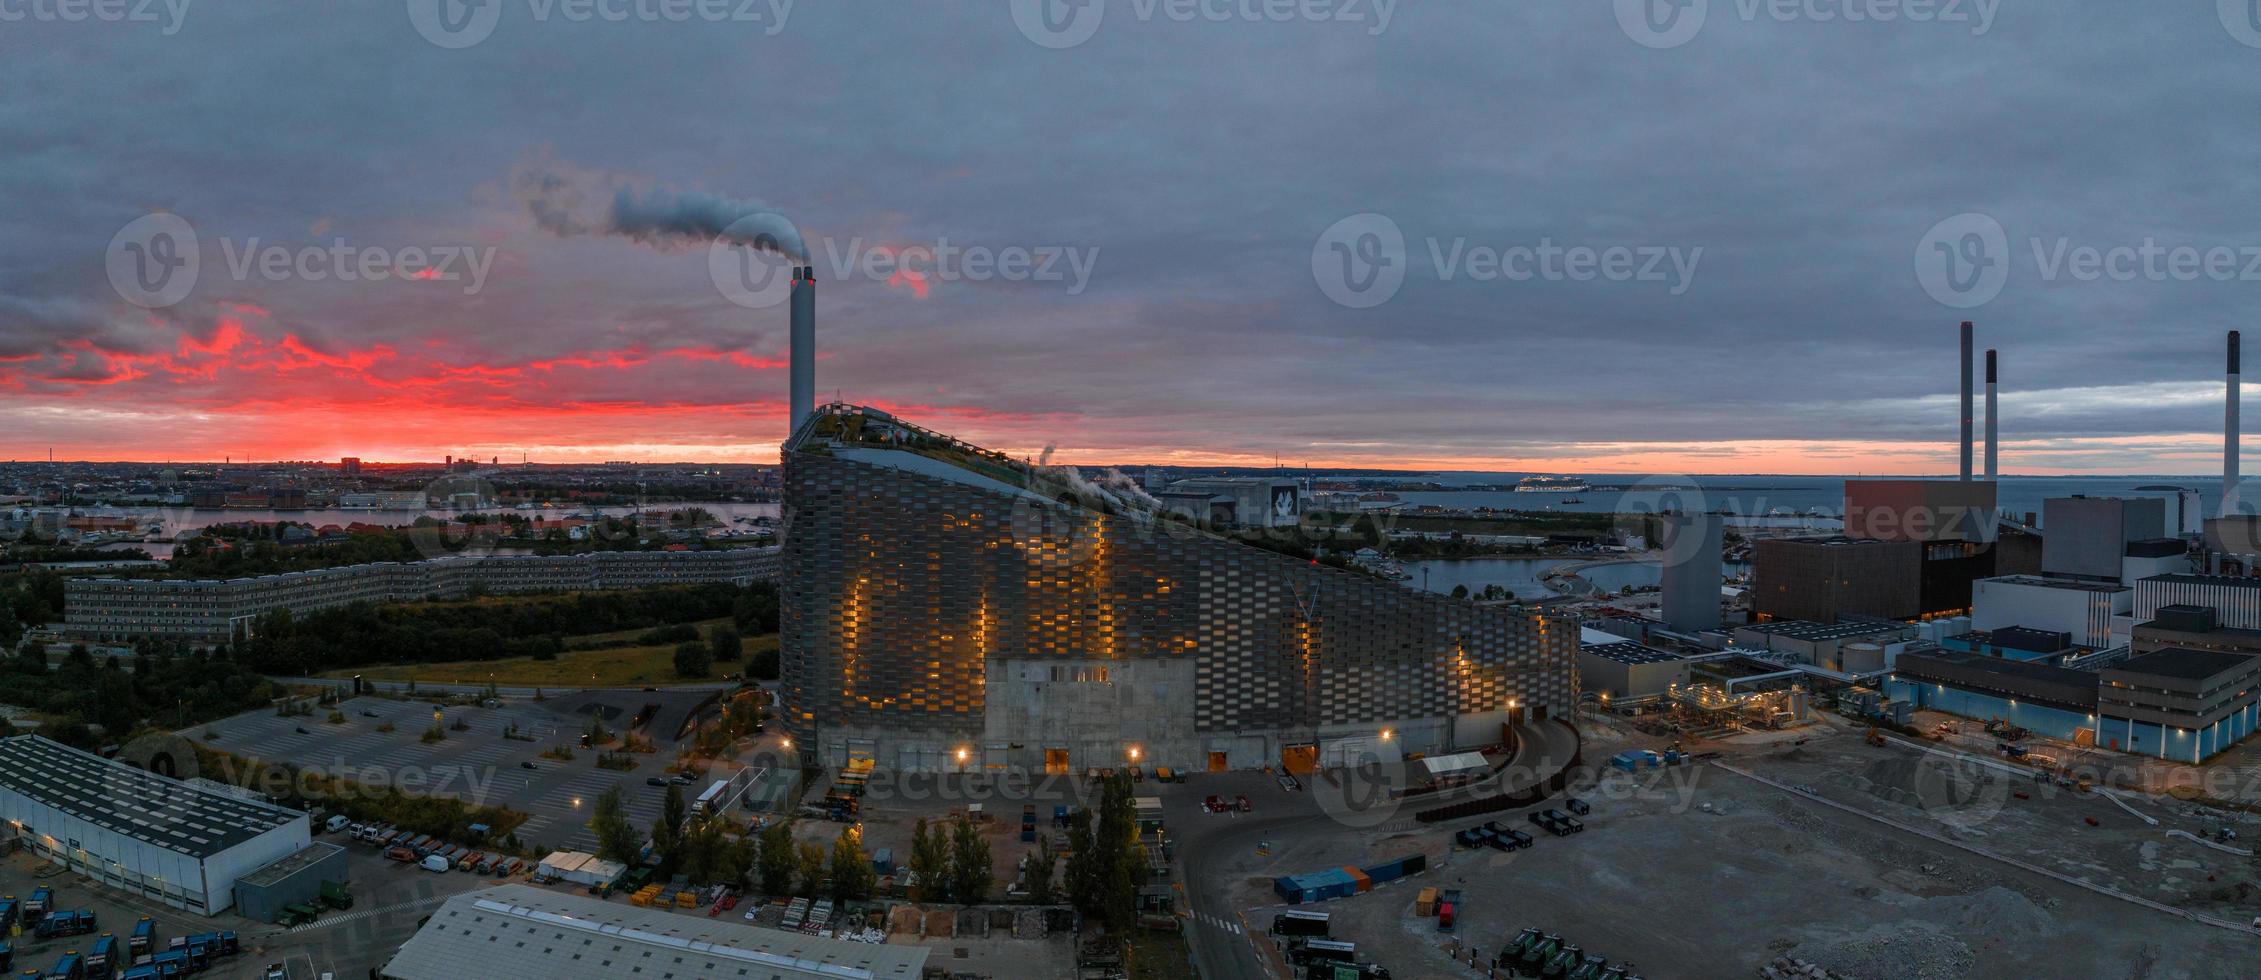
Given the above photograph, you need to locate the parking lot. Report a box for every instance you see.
[0,838,496,980]
[181,689,788,854]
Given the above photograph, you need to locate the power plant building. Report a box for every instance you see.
[778,405,1578,775]
[1751,536,1921,624]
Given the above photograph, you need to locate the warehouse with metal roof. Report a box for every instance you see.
[0,735,311,916]
[382,885,930,980]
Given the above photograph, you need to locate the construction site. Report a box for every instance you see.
[1207,706,2261,979]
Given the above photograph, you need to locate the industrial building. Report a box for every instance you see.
[1578,641,1690,699]
[2041,496,2168,582]
[380,884,929,980]
[1751,536,1921,624]
[2134,573,2261,631]
[64,547,780,643]
[1971,575,2130,649]
[2130,604,2261,657]
[1889,650,2100,742]
[0,736,311,916]
[2097,648,2261,761]
[1657,511,1723,632]
[778,405,1577,775]
[231,841,348,924]
[1730,620,1911,674]
[1154,477,1302,529]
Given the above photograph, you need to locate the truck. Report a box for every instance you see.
[1271,909,1330,938]
[85,935,116,975]
[129,918,156,958]
[25,888,52,917]
[44,950,83,980]
[385,846,416,863]
[0,897,16,933]
[319,880,353,910]
[1434,890,1461,932]
[278,904,321,927]
[36,911,97,940]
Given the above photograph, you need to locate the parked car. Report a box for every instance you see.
[520,761,538,770]
[323,814,350,834]
[646,777,667,787]
[294,727,311,735]
[420,854,450,873]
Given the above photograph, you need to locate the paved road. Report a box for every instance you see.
[268,676,734,697]
[1170,720,1583,980]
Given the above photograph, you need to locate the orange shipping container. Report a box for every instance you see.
[1343,867,1372,893]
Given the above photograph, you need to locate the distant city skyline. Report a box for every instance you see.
[8,6,2259,473]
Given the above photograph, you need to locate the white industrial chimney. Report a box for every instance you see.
[1984,348,1998,481]
[2228,329,2242,517]
[790,265,816,434]
[1959,321,1974,481]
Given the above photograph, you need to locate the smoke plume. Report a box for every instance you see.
[514,163,807,261]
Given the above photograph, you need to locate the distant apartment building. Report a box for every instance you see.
[64,548,780,643]
[1751,536,1921,624]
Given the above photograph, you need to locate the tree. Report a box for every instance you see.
[909,818,947,902]
[589,785,642,866]
[673,641,713,679]
[829,827,876,901]
[1020,837,1058,904]
[1449,583,1470,599]
[949,817,993,906]
[652,784,688,871]
[748,646,780,681]
[680,815,734,884]
[1067,773,1140,928]
[706,624,743,663]
[795,841,827,897]
[757,820,797,896]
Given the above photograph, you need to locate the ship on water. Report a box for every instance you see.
[1514,475,1591,493]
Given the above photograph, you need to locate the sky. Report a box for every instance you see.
[5,2,2261,474]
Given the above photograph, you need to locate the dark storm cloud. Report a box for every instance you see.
[3,2,2259,468]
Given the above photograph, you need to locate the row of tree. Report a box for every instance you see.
[1,641,279,748]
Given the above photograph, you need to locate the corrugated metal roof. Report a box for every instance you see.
[381,884,929,980]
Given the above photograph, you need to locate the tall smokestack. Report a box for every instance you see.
[1985,348,1998,481]
[2229,330,2242,517]
[790,265,816,434]
[1959,321,1974,481]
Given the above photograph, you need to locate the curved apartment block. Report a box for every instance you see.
[65,547,780,643]
[780,405,1577,775]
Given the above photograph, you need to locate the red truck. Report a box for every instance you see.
[385,846,416,863]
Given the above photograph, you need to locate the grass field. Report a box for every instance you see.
[319,628,778,688]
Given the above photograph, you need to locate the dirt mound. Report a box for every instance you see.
[1861,755,1988,810]
[1790,921,1975,980]
[1913,886,2058,937]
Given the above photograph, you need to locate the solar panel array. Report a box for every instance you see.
[0,736,300,859]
